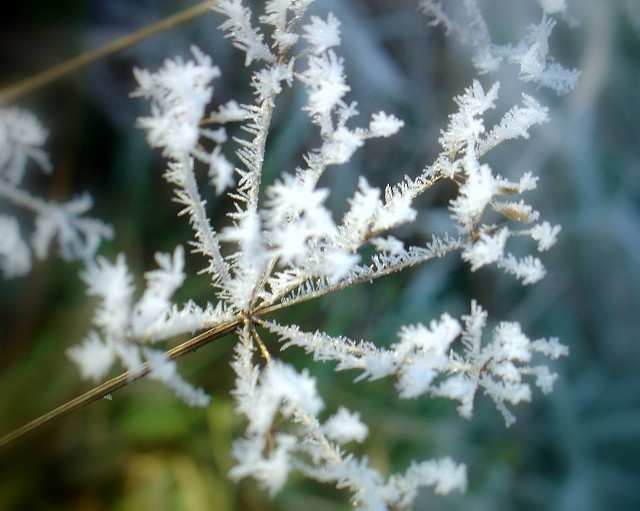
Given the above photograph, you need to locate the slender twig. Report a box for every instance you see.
[0,318,238,448]
[260,243,461,313]
[0,1,217,103]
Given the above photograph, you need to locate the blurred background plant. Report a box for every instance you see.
[0,0,639,510]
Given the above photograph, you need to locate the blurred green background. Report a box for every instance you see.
[1,1,640,510]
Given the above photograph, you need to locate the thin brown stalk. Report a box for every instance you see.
[250,325,271,364]
[0,318,238,448]
[0,300,285,449]
[0,1,217,103]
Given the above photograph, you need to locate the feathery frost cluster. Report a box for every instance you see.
[0,108,112,278]
[2,1,577,509]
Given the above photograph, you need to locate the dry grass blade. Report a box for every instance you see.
[0,1,218,103]
[0,318,238,448]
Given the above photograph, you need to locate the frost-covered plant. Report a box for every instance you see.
[0,108,112,278]
[3,1,576,509]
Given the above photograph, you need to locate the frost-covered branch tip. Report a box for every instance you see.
[0,109,112,278]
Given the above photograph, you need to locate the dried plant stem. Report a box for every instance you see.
[0,318,238,448]
[0,1,217,103]
[262,244,461,312]
[250,325,271,364]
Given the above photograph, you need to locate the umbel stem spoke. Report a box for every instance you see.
[0,1,218,103]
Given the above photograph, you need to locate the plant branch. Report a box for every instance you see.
[250,324,271,364]
[0,1,218,104]
[261,242,461,313]
[0,317,238,448]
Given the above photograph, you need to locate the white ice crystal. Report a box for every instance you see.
[531,221,562,251]
[538,0,567,15]
[369,111,405,138]
[68,246,231,404]
[450,162,497,230]
[303,13,341,54]
[322,407,369,444]
[0,108,51,185]
[0,215,31,278]
[66,332,115,382]
[462,228,509,271]
[0,108,112,279]
[213,0,274,66]
[132,46,237,195]
[144,349,211,407]
[300,50,351,127]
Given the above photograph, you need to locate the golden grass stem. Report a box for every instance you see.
[250,325,271,364]
[0,1,217,103]
[0,318,238,448]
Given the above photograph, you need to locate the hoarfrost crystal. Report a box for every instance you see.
[0,108,112,278]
